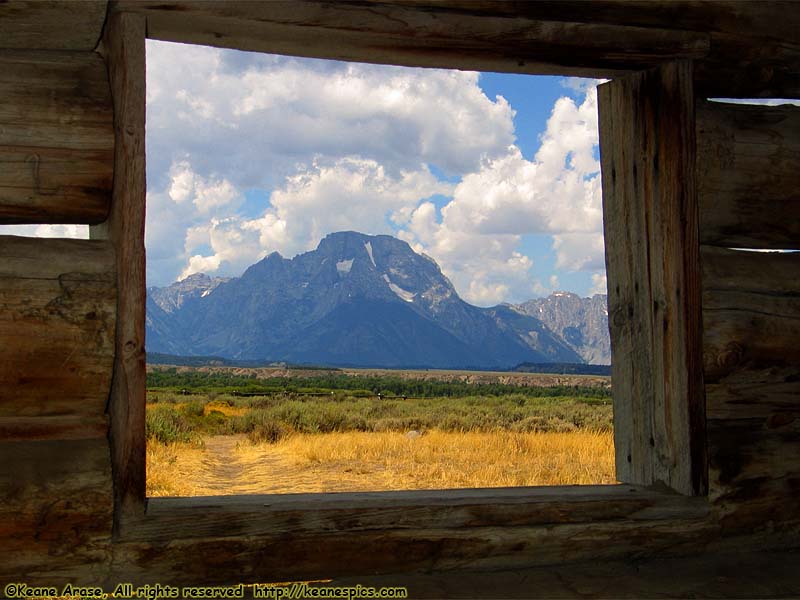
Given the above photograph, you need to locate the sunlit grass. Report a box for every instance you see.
[147,429,615,496]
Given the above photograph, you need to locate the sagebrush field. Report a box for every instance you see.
[146,367,615,495]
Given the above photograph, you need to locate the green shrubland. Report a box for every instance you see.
[146,390,612,445]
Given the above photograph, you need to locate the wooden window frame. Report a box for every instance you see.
[95,7,708,581]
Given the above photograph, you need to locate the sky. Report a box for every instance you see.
[2,40,610,306]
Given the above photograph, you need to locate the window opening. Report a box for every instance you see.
[143,40,613,496]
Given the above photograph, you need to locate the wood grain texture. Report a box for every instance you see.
[91,11,148,524]
[112,518,716,586]
[0,438,112,583]
[111,0,800,97]
[697,101,800,250]
[389,2,799,45]
[694,31,800,99]
[0,235,115,418]
[706,366,800,422]
[707,417,800,536]
[329,549,800,599]
[702,246,800,425]
[702,247,800,531]
[0,147,112,224]
[127,485,709,543]
[113,0,708,78]
[702,247,800,383]
[0,50,113,224]
[708,418,800,492]
[0,415,108,442]
[0,1,108,51]
[598,61,706,496]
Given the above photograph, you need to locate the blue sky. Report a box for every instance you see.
[0,42,609,305]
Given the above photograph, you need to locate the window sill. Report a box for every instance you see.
[120,484,709,543]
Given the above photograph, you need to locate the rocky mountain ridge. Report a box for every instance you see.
[146,231,610,368]
[510,292,610,365]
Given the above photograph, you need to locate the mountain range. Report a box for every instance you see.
[146,231,610,369]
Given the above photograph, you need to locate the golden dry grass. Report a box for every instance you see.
[203,400,249,417]
[147,441,206,497]
[147,429,615,497]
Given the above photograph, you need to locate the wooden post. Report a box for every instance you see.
[91,12,147,529]
[598,61,707,496]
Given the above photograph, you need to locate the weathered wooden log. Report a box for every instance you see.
[708,417,800,489]
[706,367,800,421]
[702,246,800,383]
[707,415,800,535]
[392,1,799,46]
[0,1,108,51]
[112,0,800,97]
[113,516,715,586]
[0,437,113,582]
[0,147,111,224]
[333,550,800,600]
[698,101,800,250]
[694,31,800,99]
[0,50,113,224]
[126,485,709,543]
[0,415,109,442]
[0,235,115,418]
[91,12,148,521]
[114,0,708,78]
[702,246,800,432]
[598,62,705,496]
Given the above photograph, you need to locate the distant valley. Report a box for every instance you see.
[146,231,610,369]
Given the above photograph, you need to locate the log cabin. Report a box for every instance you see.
[1,1,798,597]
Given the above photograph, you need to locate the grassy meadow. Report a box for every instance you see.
[146,367,615,495]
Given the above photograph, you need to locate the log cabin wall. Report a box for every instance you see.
[0,0,116,583]
[697,100,800,535]
[0,1,798,595]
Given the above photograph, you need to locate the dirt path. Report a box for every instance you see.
[182,434,297,495]
[163,435,372,495]
[193,435,249,492]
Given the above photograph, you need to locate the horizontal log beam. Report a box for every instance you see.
[702,246,800,383]
[114,0,709,78]
[0,415,109,442]
[0,437,112,582]
[390,2,799,45]
[698,101,800,250]
[335,550,800,600]
[694,32,800,99]
[0,51,113,224]
[708,417,800,517]
[0,235,116,418]
[114,0,800,97]
[0,147,111,224]
[115,516,714,585]
[706,367,800,420]
[128,485,709,543]
[0,1,108,51]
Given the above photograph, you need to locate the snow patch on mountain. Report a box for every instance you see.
[336,259,354,274]
[364,241,376,268]
[383,274,416,302]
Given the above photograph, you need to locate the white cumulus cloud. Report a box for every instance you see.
[399,85,606,305]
